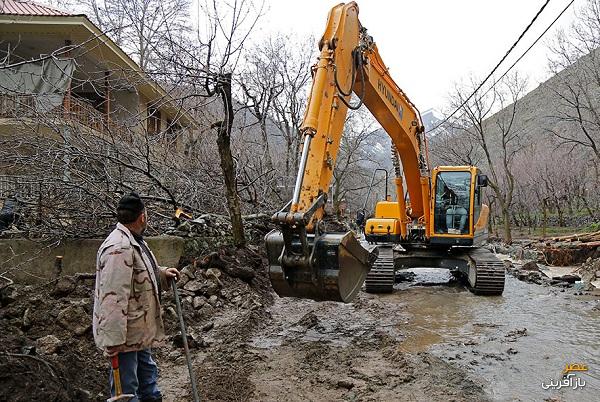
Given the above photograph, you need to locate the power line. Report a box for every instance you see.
[428,0,552,133]
[478,0,575,100]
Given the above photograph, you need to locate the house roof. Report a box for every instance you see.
[0,0,69,17]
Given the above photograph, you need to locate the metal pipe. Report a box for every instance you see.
[362,168,388,210]
[292,134,312,209]
[171,279,200,402]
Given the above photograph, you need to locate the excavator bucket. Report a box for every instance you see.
[265,230,375,302]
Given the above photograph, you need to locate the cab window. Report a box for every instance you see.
[434,171,471,235]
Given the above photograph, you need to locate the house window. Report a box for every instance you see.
[147,106,161,135]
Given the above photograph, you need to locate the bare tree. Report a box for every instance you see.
[546,0,600,161]
[448,73,528,243]
[82,0,192,71]
[331,110,380,216]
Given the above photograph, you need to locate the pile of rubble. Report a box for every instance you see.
[0,276,107,401]
[490,233,600,291]
[533,230,600,265]
[173,246,268,314]
[166,213,274,243]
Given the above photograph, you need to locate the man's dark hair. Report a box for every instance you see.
[116,192,145,224]
[117,208,144,224]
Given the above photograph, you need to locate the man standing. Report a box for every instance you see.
[93,193,179,402]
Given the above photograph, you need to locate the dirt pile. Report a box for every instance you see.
[0,241,273,402]
[0,277,106,401]
[159,245,273,401]
[490,237,600,288]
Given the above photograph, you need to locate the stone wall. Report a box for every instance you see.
[0,235,184,284]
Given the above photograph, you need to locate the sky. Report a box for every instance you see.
[249,0,579,113]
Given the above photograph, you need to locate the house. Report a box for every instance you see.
[0,0,197,150]
[0,0,199,200]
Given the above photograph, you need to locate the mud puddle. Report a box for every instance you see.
[246,268,600,401]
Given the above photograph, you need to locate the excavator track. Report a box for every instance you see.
[466,249,505,295]
[364,246,395,293]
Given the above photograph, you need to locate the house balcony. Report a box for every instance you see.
[0,93,131,140]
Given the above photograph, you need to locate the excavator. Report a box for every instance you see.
[265,2,505,302]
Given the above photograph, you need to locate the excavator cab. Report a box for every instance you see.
[430,167,489,246]
[363,167,489,247]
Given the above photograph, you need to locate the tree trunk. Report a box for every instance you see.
[502,208,512,244]
[542,200,548,239]
[216,73,246,247]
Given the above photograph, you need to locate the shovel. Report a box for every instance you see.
[172,278,200,402]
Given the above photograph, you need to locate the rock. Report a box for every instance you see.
[181,265,196,280]
[336,379,355,389]
[165,306,177,319]
[22,308,32,330]
[173,332,198,349]
[208,295,218,306]
[223,265,255,282]
[202,321,214,332]
[184,296,193,306]
[168,350,182,360]
[178,289,196,297]
[57,305,90,335]
[177,274,190,288]
[521,261,539,271]
[206,268,222,278]
[180,265,197,287]
[506,348,518,355]
[595,271,600,278]
[203,281,220,297]
[192,296,206,309]
[296,312,319,328]
[36,335,61,355]
[52,276,77,297]
[176,221,192,233]
[205,268,223,286]
[0,285,18,307]
[555,274,580,284]
[183,280,203,293]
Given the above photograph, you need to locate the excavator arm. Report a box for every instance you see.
[266,2,429,302]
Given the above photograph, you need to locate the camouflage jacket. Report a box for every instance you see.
[93,223,168,353]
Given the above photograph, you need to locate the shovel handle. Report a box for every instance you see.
[172,278,200,402]
[111,355,123,396]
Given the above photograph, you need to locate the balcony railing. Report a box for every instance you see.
[0,93,130,140]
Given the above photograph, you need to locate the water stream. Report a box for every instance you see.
[393,270,600,402]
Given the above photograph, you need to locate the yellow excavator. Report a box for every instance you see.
[265,2,505,302]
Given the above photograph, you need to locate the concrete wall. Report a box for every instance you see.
[0,235,184,284]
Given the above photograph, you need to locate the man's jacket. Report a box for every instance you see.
[93,223,168,353]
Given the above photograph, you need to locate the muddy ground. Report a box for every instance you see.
[1,241,600,402]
